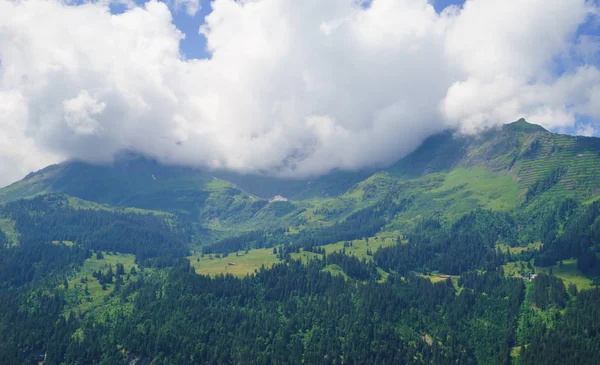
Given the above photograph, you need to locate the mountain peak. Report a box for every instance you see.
[503,118,548,133]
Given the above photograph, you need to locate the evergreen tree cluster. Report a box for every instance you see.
[0,228,8,246]
[375,210,513,275]
[535,199,600,273]
[531,272,568,310]
[27,261,535,365]
[520,289,600,364]
[2,195,189,260]
[292,197,411,252]
[0,188,600,364]
[0,240,86,289]
[202,228,288,254]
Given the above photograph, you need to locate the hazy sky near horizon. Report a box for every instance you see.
[0,0,599,186]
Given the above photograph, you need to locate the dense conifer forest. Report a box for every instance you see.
[1,123,600,364]
[0,191,599,364]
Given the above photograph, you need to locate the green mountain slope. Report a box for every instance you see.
[2,120,600,364]
[3,119,600,238]
[0,155,372,203]
[215,169,374,200]
[0,156,312,233]
[286,120,600,236]
[390,119,600,199]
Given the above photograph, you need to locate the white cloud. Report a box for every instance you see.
[442,0,594,132]
[0,0,598,187]
[63,90,106,135]
[170,0,200,16]
[0,90,60,185]
[576,123,597,137]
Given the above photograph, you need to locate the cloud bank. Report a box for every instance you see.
[0,0,598,186]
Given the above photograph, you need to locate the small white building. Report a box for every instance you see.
[270,195,289,202]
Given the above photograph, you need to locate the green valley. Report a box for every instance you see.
[1,120,600,364]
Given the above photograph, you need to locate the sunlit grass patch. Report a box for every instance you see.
[64,252,139,315]
[189,248,281,277]
[535,259,592,290]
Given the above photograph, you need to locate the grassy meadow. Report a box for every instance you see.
[189,248,281,277]
[0,218,19,246]
[63,251,140,315]
[536,258,593,290]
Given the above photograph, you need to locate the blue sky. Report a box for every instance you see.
[109,0,212,59]
[172,0,213,59]
[432,0,465,12]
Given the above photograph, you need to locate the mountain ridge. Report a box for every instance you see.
[0,119,581,199]
[3,119,600,239]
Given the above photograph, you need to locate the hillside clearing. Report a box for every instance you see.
[189,248,281,277]
[64,252,140,315]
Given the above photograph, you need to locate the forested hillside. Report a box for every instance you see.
[1,121,600,364]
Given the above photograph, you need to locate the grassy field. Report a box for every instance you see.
[382,169,524,231]
[287,234,400,280]
[496,242,543,255]
[503,261,535,278]
[429,169,521,212]
[290,234,399,264]
[322,264,349,279]
[416,273,461,293]
[188,234,399,278]
[418,274,447,283]
[0,218,19,245]
[52,240,74,247]
[64,252,139,315]
[321,236,397,260]
[504,258,592,290]
[189,248,281,277]
[290,249,322,263]
[417,273,458,283]
[536,259,592,290]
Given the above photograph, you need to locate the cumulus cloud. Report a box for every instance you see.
[0,90,59,184]
[0,0,598,186]
[170,0,200,16]
[63,90,106,135]
[576,123,597,137]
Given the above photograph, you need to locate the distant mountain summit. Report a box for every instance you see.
[390,119,600,198]
[503,118,549,133]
